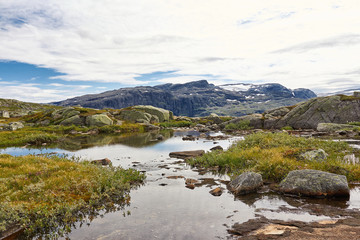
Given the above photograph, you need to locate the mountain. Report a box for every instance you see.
[52,80,316,117]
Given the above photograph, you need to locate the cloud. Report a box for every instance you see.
[0,0,360,96]
[273,34,360,53]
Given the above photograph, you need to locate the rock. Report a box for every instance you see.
[133,105,173,122]
[344,154,360,165]
[301,149,328,162]
[8,122,24,131]
[91,158,112,165]
[140,123,160,131]
[275,95,360,129]
[198,126,211,132]
[0,110,10,118]
[209,187,223,196]
[207,113,222,124]
[59,115,84,126]
[156,134,164,140]
[278,169,350,198]
[169,150,205,159]
[40,119,50,126]
[182,136,196,141]
[118,109,151,123]
[210,145,223,151]
[354,91,360,98]
[185,178,199,189]
[85,114,113,127]
[228,172,263,195]
[317,123,358,132]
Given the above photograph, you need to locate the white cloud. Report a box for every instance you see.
[0,0,360,95]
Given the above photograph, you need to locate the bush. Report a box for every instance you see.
[225,120,252,130]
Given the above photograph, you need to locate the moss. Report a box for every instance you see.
[188,132,359,182]
[339,94,360,101]
[0,154,145,238]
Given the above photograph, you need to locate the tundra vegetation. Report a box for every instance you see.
[0,154,145,238]
[188,132,360,182]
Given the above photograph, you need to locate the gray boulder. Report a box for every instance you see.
[86,114,113,127]
[228,172,263,195]
[133,105,173,122]
[8,122,24,131]
[278,169,350,198]
[301,149,328,162]
[0,110,10,118]
[60,115,84,126]
[275,95,360,129]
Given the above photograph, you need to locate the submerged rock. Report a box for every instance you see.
[209,187,223,196]
[169,150,205,159]
[91,158,112,166]
[278,169,350,198]
[228,172,263,195]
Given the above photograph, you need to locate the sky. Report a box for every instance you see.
[1,0,360,103]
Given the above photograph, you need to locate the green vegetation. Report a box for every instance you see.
[225,120,252,130]
[188,132,359,182]
[281,126,294,131]
[0,154,145,238]
[159,120,194,128]
[349,122,360,127]
[339,94,360,101]
[0,124,145,148]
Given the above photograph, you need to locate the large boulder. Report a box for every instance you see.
[60,115,84,126]
[278,169,350,198]
[86,114,113,127]
[118,110,151,123]
[133,105,173,122]
[274,95,360,129]
[228,172,263,195]
[317,123,358,132]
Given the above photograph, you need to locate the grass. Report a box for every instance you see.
[225,120,252,130]
[159,120,194,128]
[0,154,145,238]
[0,124,145,148]
[188,132,359,182]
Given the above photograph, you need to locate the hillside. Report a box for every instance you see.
[52,80,316,117]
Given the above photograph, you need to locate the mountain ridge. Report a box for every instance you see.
[52,80,316,117]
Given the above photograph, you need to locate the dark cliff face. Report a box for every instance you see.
[52,80,317,117]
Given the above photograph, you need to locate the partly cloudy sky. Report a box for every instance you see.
[1,0,360,102]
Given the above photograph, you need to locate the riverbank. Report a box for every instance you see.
[0,154,145,239]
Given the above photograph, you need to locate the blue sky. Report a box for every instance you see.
[1,1,360,102]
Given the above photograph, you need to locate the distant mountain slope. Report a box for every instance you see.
[52,80,316,117]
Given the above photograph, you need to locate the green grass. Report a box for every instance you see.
[188,132,359,182]
[159,120,194,128]
[0,154,145,238]
[0,124,145,148]
[225,120,252,130]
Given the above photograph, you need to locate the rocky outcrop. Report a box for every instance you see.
[60,115,84,126]
[271,95,360,129]
[0,110,10,118]
[85,114,113,127]
[228,172,263,195]
[52,80,316,117]
[116,105,172,124]
[278,169,350,198]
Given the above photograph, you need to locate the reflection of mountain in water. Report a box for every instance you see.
[57,130,174,151]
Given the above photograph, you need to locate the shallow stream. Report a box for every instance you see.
[2,131,360,239]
